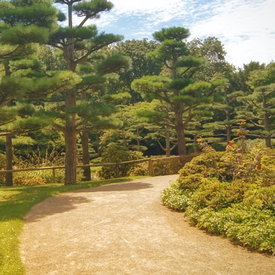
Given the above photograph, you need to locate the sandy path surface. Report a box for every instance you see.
[20,175,275,275]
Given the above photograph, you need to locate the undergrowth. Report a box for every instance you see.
[161,136,275,255]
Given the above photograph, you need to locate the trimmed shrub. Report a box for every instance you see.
[97,145,145,179]
[177,173,209,192]
[153,153,200,176]
[161,139,275,254]
[243,185,275,212]
[185,204,275,254]
[161,182,191,211]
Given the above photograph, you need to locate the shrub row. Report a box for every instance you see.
[161,140,275,254]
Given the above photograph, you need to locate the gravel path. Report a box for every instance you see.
[20,175,275,275]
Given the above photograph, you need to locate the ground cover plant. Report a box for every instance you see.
[0,177,142,275]
[161,137,275,254]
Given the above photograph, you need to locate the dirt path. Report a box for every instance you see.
[20,175,275,275]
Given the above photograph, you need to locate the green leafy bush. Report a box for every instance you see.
[190,178,255,211]
[153,157,182,176]
[12,169,68,185]
[161,138,275,254]
[161,182,191,211]
[177,173,210,192]
[185,204,275,253]
[13,174,46,185]
[153,153,200,176]
[97,145,145,179]
[0,153,6,184]
[129,161,149,177]
[243,185,275,211]
[9,146,84,185]
[178,151,228,180]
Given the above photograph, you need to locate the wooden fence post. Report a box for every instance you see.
[52,168,56,183]
[149,159,154,176]
[115,163,119,178]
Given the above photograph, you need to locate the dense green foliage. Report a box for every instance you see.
[1,1,275,188]
[132,27,223,156]
[161,139,275,254]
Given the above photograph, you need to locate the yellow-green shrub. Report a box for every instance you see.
[162,139,275,254]
[243,185,275,211]
[13,174,46,186]
[189,178,255,211]
[97,146,145,179]
[153,153,200,176]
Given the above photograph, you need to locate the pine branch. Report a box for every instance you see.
[249,119,264,128]
[53,123,65,133]
[78,17,90,28]
[156,139,167,152]
[0,44,26,59]
[183,107,192,129]
[170,142,178,151]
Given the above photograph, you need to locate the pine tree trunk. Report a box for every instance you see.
[80,90,91,181]
[225,109,232,142]
[265,135,272,148]
[63,3,77,185]
[64,91,77,185]
[166,130,171,157]
[176,127,187,156]
[81,131,91,181]
[175,107,187,156]
[5,133,13,186]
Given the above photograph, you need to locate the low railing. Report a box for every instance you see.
[0,155,192,185]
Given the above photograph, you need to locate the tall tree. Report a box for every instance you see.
[48,0,125,184]
[132,27,220,156]
[136,99,178,157]
[0,56,79,185]
[232,61,266,93]
[203,78,242,145]
[0,0,61,186]
[188,36,229,81]
[78,56,130,181]
[108,39,163,103]
[237,62,275,147]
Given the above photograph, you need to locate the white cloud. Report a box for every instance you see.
[110,0,188,16]
[58,0,275,67]
[189,0,275,67]
[87,0,190,33]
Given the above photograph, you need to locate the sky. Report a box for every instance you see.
[68,0,275,69]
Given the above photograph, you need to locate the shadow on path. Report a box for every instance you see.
[75,181,153,193]
[25,181,153,223]
[24,195,91,223]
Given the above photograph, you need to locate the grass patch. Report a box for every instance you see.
[0,176,143,275]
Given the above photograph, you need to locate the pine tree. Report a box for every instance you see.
[237,62,275,147]
[132,27,221,156]
[48,0,127,184]
[0,0,62,186]
[77,55,130,181]
[108,39,163,103]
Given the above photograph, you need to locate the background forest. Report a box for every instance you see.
[0,0,274,186]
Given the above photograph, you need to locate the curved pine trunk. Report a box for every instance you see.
[176,127,187,156]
